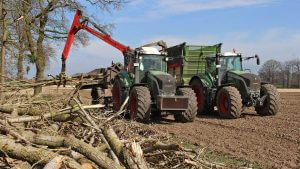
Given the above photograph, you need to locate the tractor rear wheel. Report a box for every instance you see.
[174,88,197,122]
[255,84,279,116]
[112,78,123,111]
[129,86,151,123]
[190,78,206,114]
[217,86,242,119]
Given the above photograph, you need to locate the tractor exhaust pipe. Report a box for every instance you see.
[216,53,221,87]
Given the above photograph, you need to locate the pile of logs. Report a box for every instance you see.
[0,78,233,169]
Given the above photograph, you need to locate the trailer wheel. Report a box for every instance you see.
[190,78,206,114]
[217,86,242,119]
[112,79,123,111]
[129,86,151,123]
[255,84,280,116]
[174,88,197,122]
[91,87,100,104]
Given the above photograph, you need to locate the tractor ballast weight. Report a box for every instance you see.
[167,43,279,118]
[61,10,197,122]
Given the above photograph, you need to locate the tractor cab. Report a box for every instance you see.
[206,52,242,73]
[206,52,260,84]
[218,52,243,81]
[139,52,167,73]
[135,47,168,82]
[220,52,243,72]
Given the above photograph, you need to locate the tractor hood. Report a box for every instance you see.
[228,70,261,91]
[148,71,176,95]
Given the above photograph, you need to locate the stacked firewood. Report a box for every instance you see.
[0,79,233,169]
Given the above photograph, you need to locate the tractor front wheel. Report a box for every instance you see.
[217,86,242,119]
[255,84,279,116]
[129,86,151,123]
[174,88,197,122]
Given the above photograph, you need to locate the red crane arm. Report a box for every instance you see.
[61,10,129,62]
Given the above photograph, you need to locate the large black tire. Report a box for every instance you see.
[129,86,151,123]
[190,78,206,114]
[190,78,214,115]
[216,86,242,119]
[112,78,124,111]
[174,88,198,122]
[255,84,280,116]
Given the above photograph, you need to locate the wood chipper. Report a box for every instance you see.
[167,43,279,118]
[60,10,197,123]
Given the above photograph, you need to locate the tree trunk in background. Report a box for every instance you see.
[0,23,7,83]
[286,71,290,88]
[296,65,300,88]
[17,38,25,80]
[282,73,285,88]
[0,1,8,83]
[23,0,57,95]
[33,14,48,95]
[17,48,24,80]
[17,16,25,80]
[34,60,45,95]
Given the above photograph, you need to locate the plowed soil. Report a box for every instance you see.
[151,92,300,168]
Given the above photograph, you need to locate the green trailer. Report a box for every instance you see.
[167,42,221,86]
[167,43,279,119]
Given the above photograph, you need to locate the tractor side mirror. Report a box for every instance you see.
[255,54,260,65]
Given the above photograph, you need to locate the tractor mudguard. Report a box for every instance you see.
[189,73,213,88]
[224,72,250,100]
[146,73,164,99]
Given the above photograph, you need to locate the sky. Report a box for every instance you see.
[30,0,300,77]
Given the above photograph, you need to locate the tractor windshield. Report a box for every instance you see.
[220,56,242,72]
[139,55,167,72]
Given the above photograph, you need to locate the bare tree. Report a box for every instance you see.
[258,59,281,84]
[281,61,292,88]
[17,0,124,95]
[290,59,300,88]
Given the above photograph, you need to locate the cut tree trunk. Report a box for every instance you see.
[123,142,150,169]
[0,136,83,169]
[103,126,124,157]
[20,131,124,169]
[103,126,149,169]
[11,161,31,169]
[43,155,64,169]
[5,104,104,123]
[143,142,181,154]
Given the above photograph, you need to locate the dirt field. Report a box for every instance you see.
[41,87,299,168]
[150,92,300,168]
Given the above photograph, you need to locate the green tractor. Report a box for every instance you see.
[59,10,197,123]
[112,42,198,123]
[167,43,279,118]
